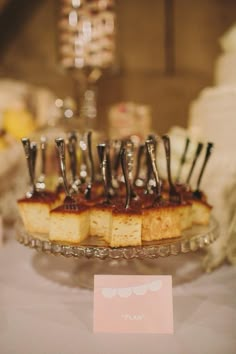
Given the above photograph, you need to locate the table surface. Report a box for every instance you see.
[0,229,236,354]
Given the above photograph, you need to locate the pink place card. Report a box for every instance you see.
[93,275,173,333]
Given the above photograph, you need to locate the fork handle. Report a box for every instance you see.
[120,147,131,209]
[68,133,77,183]
[162,135,174,188]
[87,131,95,183]
[176,137,190,182]
[30,142,37,183]
[106,146,113,192]
[146,140,161,199]
[186,142,203,185]
[134,144,145,185]
[55,138,71,197]
[22,138,35,192]
[40,136,47,176]
[145,145,153,193]
[97,143,109,202]
[196,142,214,191]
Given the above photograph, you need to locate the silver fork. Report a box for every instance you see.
[145,139,162,203]
[133,144,145,188]
[186,142,203,185]
[176,137,190,183]
[162,135,181,204]
[193,142,214,199]
[84,131,95,200]
[36,136,47,191]
[21,138,37,198]
[125,139,138,199]
[145,136,156,194]
[67,132,81,194]
[120,146,131,209]
[97,143,110,204]
[55,138,76,206]
[112,139,122,185]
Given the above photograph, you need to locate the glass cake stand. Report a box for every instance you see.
[16,217,219,289]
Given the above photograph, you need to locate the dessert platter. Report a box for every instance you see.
[16,132,219,280]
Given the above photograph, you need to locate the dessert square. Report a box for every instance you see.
[142,204,181,241]
[90,203,113,243]
[110,207,142,247]
[191,199,212,225]
[49,204,90,243]
[177,203,193,230]
[17,192,60,234]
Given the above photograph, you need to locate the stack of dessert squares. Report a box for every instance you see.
[18,133,213,247]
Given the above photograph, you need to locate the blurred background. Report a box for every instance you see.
[0,0,236,134]
[0,0,236,254]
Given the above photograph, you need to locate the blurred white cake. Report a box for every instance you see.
[188,86,236,154]
[188,23,236,153]
[215,24,236,86]
[187,22,236,216]
[187,23,236,270]
[215,52,236,86]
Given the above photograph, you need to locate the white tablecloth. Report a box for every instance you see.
[0,229,235,354]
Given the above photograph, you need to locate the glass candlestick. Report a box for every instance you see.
[57,0,116,132]
[58,0,115,70]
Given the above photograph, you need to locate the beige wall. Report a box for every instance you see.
[1,0,236,134]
